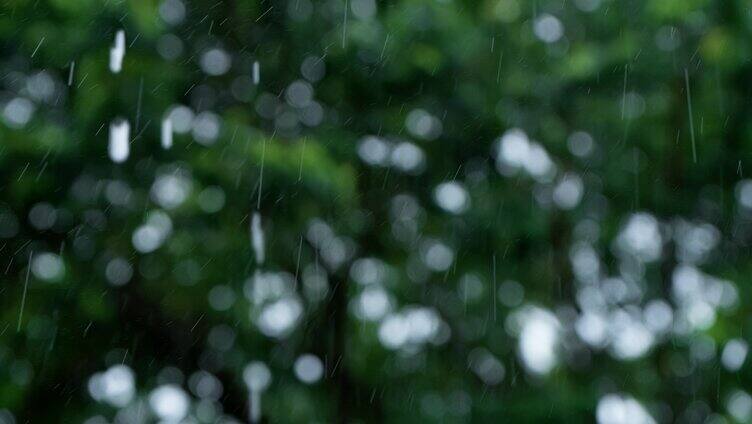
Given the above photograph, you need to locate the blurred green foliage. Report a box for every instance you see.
[1,0,752,423]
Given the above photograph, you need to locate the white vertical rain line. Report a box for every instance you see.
[252,61,260,85]
[250,389,261,423]
[161,117,173,149]
[251,212,265,265]
[109,30,125,73]
[68,61,75,86]
[108,119,130,163]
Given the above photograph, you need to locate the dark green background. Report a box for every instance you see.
[0,0,750,422]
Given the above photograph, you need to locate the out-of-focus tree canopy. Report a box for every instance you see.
[1,0,752,422]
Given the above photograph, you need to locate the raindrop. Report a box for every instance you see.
[108,119,130,163]
[161,117,173,149]
[251,212,265,264]
[109,30,125,73]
